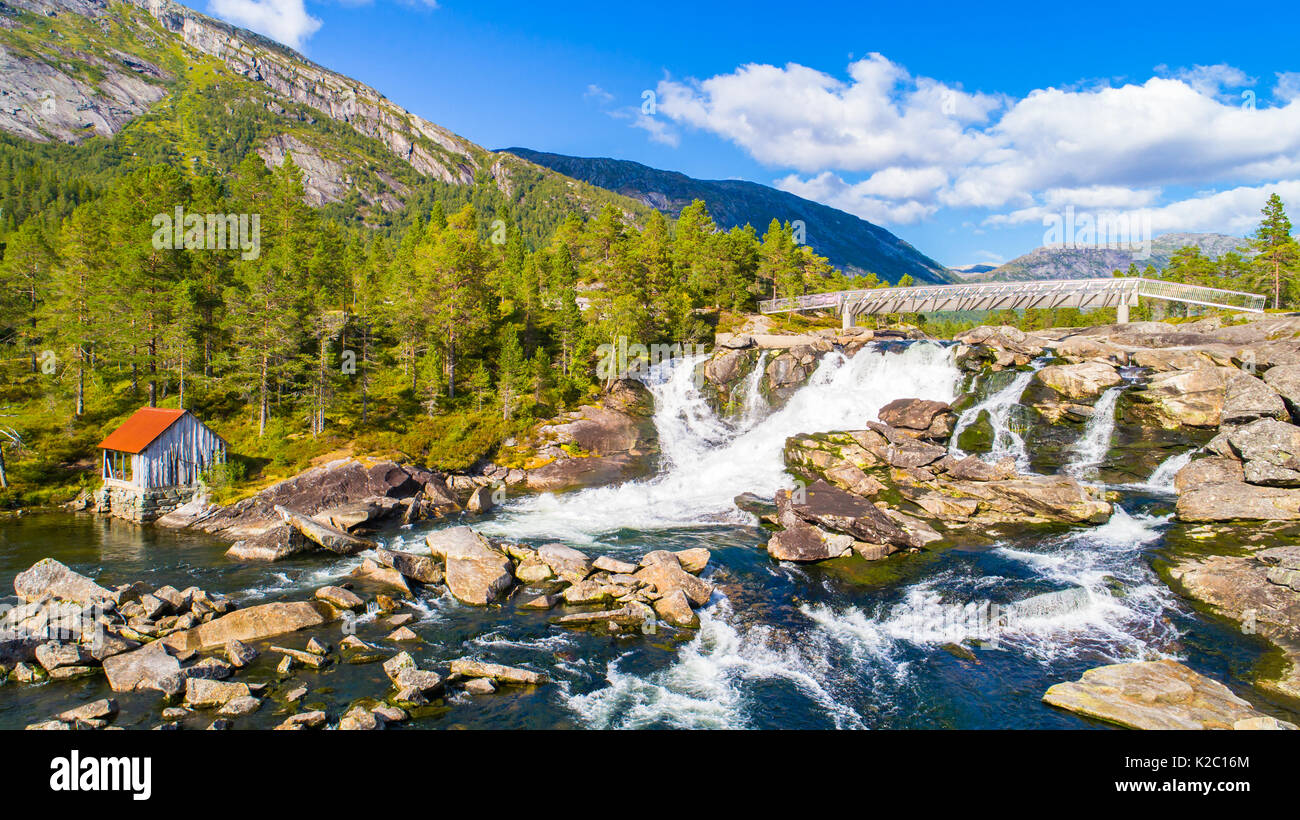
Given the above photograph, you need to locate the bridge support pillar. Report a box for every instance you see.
[842,309,856,330]
[1116,302,1130,324]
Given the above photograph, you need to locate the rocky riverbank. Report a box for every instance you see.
[18,310,1300,730]
[0,526,713,728]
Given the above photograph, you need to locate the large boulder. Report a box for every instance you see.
[161,601,337,652]
[1126,366,1232,428]
[425,527,514,606]
[1225,418,1300,468]
[784,480,931,550]
[1177,481,1300,521]
[1221,371,1288,426]
[1263,364,1300,421]
[536,543,593,585]
[224,524,310,562]
[937,475,1112,525]
[1033,361,1123,399]
[1173,457,1244,493]
[877,398,955,440]
[1052,336,1128,366]
[13,559,112,605]
[1043,660,1295,730]
[101,641,185,696]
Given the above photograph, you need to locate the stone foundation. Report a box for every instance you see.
[96,483,197,523]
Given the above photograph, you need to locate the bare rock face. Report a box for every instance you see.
[1043,660,1296,730]
[0,37,168,143]
[1052,336,1129,366]
[425,527,514,606]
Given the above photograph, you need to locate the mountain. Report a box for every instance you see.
[965,233,1252,282]
[500,148,956,285]
[949,263,998,278]
[0,0,651,238]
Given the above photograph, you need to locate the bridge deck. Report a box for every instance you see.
[759,277,1266,319]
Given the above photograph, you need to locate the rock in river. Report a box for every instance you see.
[1043,660,1296,730]
[426,527,515,606]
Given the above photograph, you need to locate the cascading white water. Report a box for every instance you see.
[480,342,961,544]
[1141,451,1193,494]
[949,368,1037,470]
[1066,386,1122,479]
[805,506,1182,666]
[738,351,769,427]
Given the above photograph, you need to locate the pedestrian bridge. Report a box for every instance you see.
[758,277,1267,328]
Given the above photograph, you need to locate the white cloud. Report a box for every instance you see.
[775,172,938,224]
[652,55,1300,231]
[584,84,614,104]
[207,0,322,50]
[1144,182,1300,234]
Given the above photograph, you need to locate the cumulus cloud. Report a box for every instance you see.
[207,0,322,50]
[652,54,1300,231]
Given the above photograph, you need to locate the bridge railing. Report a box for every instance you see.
[759,276,1265,315]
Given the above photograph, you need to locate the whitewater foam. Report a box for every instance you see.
[481,342,960,544]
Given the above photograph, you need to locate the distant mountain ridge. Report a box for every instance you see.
[500,147,956,285]
[967,233,1251,282]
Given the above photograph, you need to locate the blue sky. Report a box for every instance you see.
[198,0,1300,267]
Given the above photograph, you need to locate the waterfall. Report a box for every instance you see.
[481,342,961,544]
[738,351,769,427]
[949,369,1037,470]
[1066,386,1122,479]
[1141,451,1193,494]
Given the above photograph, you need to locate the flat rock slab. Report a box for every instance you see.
[162,601,337,652]
[1043,660,1297,730]
[276,505,376,555]
[450,659,547,686]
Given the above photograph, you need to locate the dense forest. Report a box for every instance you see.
[0,134,877,505]
[1,128,1296,507]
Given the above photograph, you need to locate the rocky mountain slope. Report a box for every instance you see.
[0,0,649,226]
[967,233,1251,282]
[501,148,957,286]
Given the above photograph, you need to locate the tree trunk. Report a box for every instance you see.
[258,350,269,437]
[75,346,85,417]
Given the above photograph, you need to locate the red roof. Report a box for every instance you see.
[98,408,189,454]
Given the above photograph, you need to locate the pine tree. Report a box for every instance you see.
[44,204,106,416]
[1250,193,1298,309]
[0,219,56,373]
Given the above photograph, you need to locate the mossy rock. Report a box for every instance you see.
[956,409,994,453]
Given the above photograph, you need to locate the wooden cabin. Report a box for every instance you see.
[98,408,226,491]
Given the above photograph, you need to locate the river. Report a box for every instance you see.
[1,341,1294,729]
